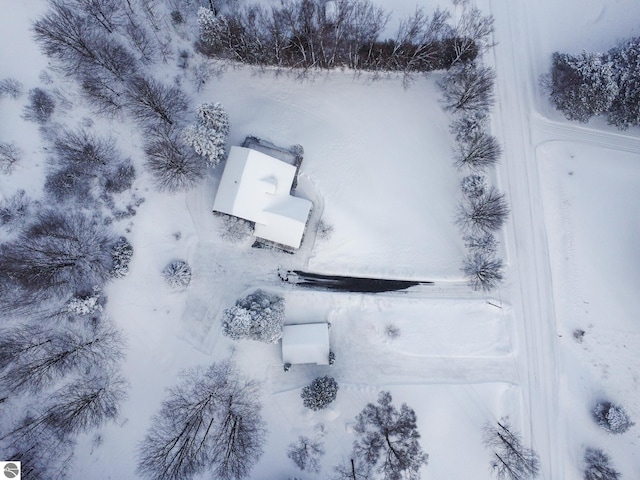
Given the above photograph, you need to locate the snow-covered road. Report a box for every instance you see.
[489,0,562,477]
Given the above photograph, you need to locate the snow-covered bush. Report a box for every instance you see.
[461,174,487,198]
[301,376,339,411]
[464,232,498,254]
[0,77,23,98]
[66,289,104,316]
[0,190,32,233]
[592,402,634,434]
[220,214,254,244]
[162,260,192,288]
[483,418,540,480]
[23,87,55,123]
[222,290,285,343]
[0,141,22,174]
[183,102,229,167]
[583,447,620,480]
[110,236,133,279]
[287,435,325,473]
[462,251,504,291]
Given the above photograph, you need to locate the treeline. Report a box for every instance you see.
[198,0,493,73]
[545,37,640,129]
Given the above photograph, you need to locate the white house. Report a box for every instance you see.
[281,323,330,366]
[213,146,312,249]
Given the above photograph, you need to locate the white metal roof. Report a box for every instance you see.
[281,323,330,365]
[213,146,312,248]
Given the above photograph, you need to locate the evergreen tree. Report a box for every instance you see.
[301,376,339,411]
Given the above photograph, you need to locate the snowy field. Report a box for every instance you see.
[2,0,640,478]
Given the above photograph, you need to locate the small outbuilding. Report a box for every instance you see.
[281,323,330,366]
[213,146,312,249]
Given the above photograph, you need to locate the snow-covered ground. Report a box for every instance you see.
[2,0,640,478]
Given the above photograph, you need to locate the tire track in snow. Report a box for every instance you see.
[489,0,562,478]
[532,114,640,153]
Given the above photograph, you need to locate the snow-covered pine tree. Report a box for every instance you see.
[608,37,640,129]
[301,376,339,411]
[548,51,619,123]
[593,401,634,434]
[183,102,229,167]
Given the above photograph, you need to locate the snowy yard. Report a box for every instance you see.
[2,0,640,478]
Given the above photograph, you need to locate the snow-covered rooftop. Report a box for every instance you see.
[281,323,330,366]
[213,146,312,248]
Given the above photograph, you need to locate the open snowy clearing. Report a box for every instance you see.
[539,141,640,477]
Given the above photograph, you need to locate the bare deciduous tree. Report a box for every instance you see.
[454,132,502,170]
[137,360,266,480]
[462,251,504,291]
[288,435,325,473]
[126,75,188,129]
[145,127,206,192]
[457,186,509,234]
[440,62,495,113]
[483,418,540,480]
[0,210,117,295]
[583,447,620,480]
[0,320,125,395]
[352,391,428,480]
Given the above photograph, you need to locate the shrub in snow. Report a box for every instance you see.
[66,289,103,316]
[220,214,254,244]
[110,237,133,279]
[0,78,23,98]
[462,251,504,292]
[385,324,401,339]
[183,102,229,167]
[316,219,334,241]
[461,174,487,198]
[464,232,498,254]
[450,110,488,142]
[287,435,325,473]
[162,260,192,288]
[301,376,338,411]
[23,88,55,123]
[592,402,634,434]
[583,447,620,480]
[0,190,32,232]
[608,37,640,129]
[222,290,285,343]
[0,141,22,174]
